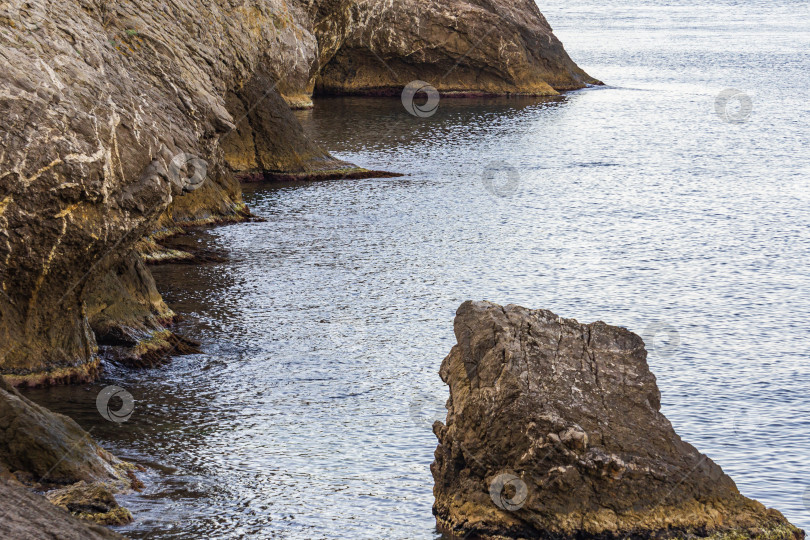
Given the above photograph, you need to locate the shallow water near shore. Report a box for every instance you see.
[22,0,810,538]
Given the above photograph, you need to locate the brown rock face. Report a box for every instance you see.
[311,0,600,96]
[0,377,138,525]
[432,301,804,539]
[1,0,595,384]
[0,476,123,540]
[84,251,201,368]
[46,481,134,525]
[0,377,130,488]
[0,0,358,383]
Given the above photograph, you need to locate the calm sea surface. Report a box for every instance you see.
[24,1,810,538]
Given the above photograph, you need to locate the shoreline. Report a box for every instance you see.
[3,0,806,537]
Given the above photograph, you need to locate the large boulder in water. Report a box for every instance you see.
[432,300,804,539]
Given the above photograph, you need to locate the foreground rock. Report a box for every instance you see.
[432,301,804,539]
[0,477,124,539]
[0,377,138,525]
[46,481,133,526]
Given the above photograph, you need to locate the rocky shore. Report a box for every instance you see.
[0,377,141,530]
[0,0,596,385]
[0,476,124,539]
[432,301,805,539]
[0,0,598,532]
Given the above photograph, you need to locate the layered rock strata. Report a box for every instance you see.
[432,301,804,539]
[1,0,598,535]
[0,0,595,384]
[311,0,601,96]
[0,0,352,383]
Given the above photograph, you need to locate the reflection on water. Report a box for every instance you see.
[22,0,810,538]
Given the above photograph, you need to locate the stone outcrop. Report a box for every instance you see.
[432,301,804,539]
[0,0,597,535]
[84,251,200,369]
[311,0,600,96]
[0,476,124,540]
[0,377,139,524]
[0,0,357,383]
[0,0,594,384]
[46,481,133,525]
[0,377,129,486]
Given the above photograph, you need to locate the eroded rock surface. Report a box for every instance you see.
[311,0,600,96]
[46,481,133,525]
[0,0,355,382]
[0,378,129,486]
[432,301,804,539]
[0,377,138,524]
[0,476,124,539]
[1,0,595,383]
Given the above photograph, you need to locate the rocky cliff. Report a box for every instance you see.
[311,0,600,96]
[0,0,349,384]
[0,0,596,532]
[0,0,596,386]
[432,301,804,539]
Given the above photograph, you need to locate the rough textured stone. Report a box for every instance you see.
[1,0,593,384]
[46,481,133,525]
[0,376,138,526]
[311,0,600,96]
[0,377,131,488]
[0,476,124,539]
[84,250,200,368]
[0,0,354,382]
[432,301,804,539]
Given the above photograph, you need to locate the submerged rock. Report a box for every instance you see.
[432,301,804,539]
